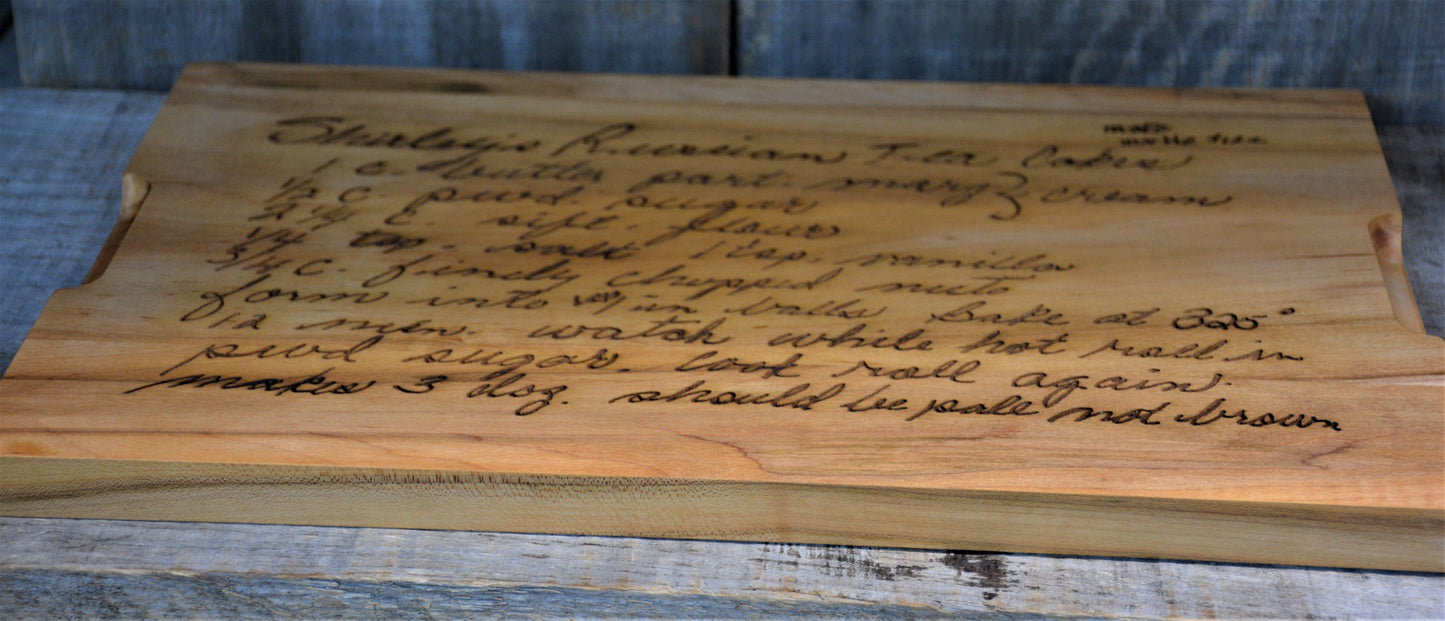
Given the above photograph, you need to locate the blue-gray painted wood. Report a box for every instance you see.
[11,0,729,90]
[0,33,17,89]
[12,0,1442,125]
[0,89,165,374]
[738,0,1445,127]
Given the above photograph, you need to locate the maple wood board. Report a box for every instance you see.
[1,63,1441,572]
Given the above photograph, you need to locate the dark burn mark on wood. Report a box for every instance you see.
[856,558,924,581]
[941,553,1012,600]
[811,546,925,582]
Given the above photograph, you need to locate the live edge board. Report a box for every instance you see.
[2,63,1441,572]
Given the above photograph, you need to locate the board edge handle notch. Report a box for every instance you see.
[83,173,152,284]
[1367,213,1426,333]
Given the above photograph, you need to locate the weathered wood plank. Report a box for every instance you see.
[738,0,1445,126]
[0,570,989,620]
[0,89,166,373]
[13,0,1444,126]
[1,517,1441,619]
[11,0,729,90]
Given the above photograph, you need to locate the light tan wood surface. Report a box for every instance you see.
[2,63,1441,571]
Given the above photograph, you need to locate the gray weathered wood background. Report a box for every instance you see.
[11,0,731,85]
[8,0,1445,125]
[737,0,1445,127]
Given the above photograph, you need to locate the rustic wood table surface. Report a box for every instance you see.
[1,87,1442,619]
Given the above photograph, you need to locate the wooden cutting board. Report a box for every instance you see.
[2,63,1440,571]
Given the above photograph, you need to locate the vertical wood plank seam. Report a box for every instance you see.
[726,0,740,76]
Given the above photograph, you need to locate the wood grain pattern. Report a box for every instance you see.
[12,0,1444,126]
[1,63,1441,571]
[10,0,729,89]
[738,0,1445,126]
[7,458,1438,572]
[1,569,988,620]
[4,516,1441,619]
[1,88,1442,618]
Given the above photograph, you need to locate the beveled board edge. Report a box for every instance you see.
[1,456,1440,572]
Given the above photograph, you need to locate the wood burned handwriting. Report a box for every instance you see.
[128,114,1332,430]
